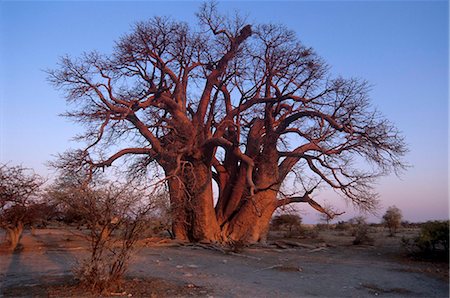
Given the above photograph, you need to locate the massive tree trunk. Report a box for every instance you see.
[222,190,277,243]
[169,178,278,243]
[165,159,221,242]
[165,138,281,244]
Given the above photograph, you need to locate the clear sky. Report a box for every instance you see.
[0,0,448,223]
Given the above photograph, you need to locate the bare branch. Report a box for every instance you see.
[89,148,157,168]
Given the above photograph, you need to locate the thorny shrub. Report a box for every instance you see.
[334,220,352,232]
[350,217,374,245]
[270,213,303,237]
[48,177,156,294]
[402,220,449,261]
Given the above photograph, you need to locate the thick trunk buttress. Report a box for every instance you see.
[165,142,281,244]
[167,165,279,243]
[166,160,221,242]
[222,190,277,243]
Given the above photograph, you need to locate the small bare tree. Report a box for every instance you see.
[382,205,402,236]
[0,164,44,251]
[48,174,156,294]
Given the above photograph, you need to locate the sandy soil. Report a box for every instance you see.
[0,227,448,297]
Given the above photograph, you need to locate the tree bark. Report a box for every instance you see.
[165,141,281,244]
[166,160,221,242]
[6,221,24,251]
[222,190,277,243]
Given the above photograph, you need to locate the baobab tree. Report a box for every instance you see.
[48,3,407,243]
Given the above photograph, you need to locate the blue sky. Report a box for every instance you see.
[0,1,448,223]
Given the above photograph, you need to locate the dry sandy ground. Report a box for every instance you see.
[0,228,448,297]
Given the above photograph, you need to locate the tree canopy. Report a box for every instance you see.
[48,3,407,243]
